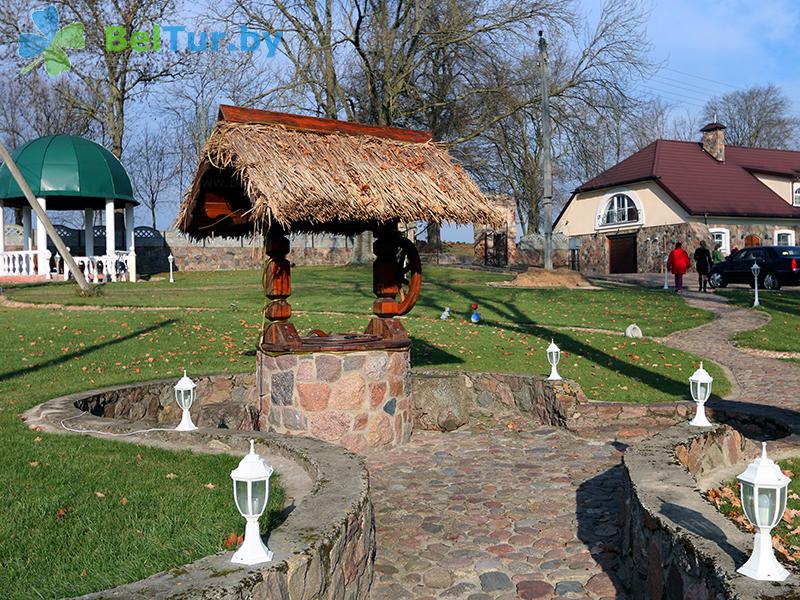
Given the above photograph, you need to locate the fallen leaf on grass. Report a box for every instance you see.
[204,483,216,490]
[94,491,105,499]
[29,461,39,468]
[223,532,244,550]
[120,497,129,506]
[80,569,87,577]
[56,508,68,519]
[165,473,177,479]
[34,437,42,443]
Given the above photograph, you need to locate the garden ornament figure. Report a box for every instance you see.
[440,307,450,320]
[470,303,480,324]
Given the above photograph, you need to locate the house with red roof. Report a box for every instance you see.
[554,123,800,274]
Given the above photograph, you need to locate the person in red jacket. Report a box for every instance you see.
[667,242,691,293]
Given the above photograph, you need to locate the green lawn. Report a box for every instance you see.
[0,266,729,598]
[0,309,285,599]
[719,290,800,356]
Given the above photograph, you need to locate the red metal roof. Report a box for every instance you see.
[575,140,800,219]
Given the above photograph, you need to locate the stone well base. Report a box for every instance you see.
[257,348,412,452]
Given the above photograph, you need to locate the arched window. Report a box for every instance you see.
[793,186,800,207]
[602,194,639,226]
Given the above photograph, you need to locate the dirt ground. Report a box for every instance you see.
[490,267,598,289]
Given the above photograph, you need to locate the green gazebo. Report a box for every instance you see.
[0,135,138,281]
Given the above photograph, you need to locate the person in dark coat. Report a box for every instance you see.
[694,241,712,292]
[667,242,691,293]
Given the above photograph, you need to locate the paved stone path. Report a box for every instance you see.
[366,290,800,599]
[365,424,625,600]
[662,291,800,409]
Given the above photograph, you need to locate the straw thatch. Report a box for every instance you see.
[177,118,504,237]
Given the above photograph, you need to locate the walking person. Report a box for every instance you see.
[694,240,713,292]
[667,242,691,293]
[712,242,724,265]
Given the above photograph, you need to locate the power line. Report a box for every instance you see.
[635,88,707,111]
[637,85,709,107]
[663,67,738,90]
[648,74,725,96]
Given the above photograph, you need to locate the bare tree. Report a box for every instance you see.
[702,84,800,149]
[1,0,191,157]
[129,129,174,228]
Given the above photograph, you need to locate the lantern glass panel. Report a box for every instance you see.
[742,482,756,524]
[185,389,194,409]
[779,486,788,524]
[690,380,699,402]
[698,381,709,402]
[235,480,249,516]
[547,350,559,366]
[250,479,268,516]
[757,487,777,527]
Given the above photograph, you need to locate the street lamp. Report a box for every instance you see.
[688,362,713,427]
[174,370,198,431]
[230,440,274,565]
[168,253,175,283]
[546,339,561,381]
[736,442,790,581]
[751,259,760,308]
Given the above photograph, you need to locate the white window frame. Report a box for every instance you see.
[595,191,644,230]
[793,186,800,207]
[774,229,796,246]
[709,227,731,254]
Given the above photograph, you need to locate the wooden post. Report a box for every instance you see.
[366,228,408,340]
[260,228,300,350]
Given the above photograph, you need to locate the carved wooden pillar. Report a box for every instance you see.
[260,228,300,350]
[366,228,408,340]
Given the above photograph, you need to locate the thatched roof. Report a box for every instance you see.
[177,106,503,237]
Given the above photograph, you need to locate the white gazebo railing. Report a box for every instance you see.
[61,250,136,283]
[0,250,39,277]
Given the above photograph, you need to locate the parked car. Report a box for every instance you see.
[709,246,800,290]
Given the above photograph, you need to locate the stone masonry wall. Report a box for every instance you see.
[571,221,800,275]
[257,349,413,453]
[74,373,260,430]
[622,423,798,599]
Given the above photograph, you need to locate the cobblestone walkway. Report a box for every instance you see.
[365,425,625,600]
[662,292,800,409]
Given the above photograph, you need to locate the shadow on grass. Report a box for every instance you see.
[410,337,465,368]
[0,319,178,382]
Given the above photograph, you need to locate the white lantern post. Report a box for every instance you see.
[751,259,761,308]
[546,339,562,381]
[663,254,669,290]
[737,442,790,581]
[168,253,175,283]
[230,440,274,565]
[174,370,197,431]
[688,362,713,427]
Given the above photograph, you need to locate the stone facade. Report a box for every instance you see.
[257,349,413,452]
[569,221,800,275]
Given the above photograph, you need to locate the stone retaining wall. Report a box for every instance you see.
[257,349,413,453]
[23,386,376,600]
[622,421,799,599]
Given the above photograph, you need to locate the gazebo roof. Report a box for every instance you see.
[0,135,136,209]
[177,105,503,237]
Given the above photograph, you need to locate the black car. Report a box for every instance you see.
[709,246,800,290]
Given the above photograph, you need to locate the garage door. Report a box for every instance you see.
[609,234,637,274]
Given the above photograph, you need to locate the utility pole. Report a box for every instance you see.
[0,142,92,292]
[539,30,554,271]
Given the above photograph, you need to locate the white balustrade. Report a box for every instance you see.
[0,251,39,276]
[61,251,134,283]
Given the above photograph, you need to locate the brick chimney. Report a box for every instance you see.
[700,122,726,162]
